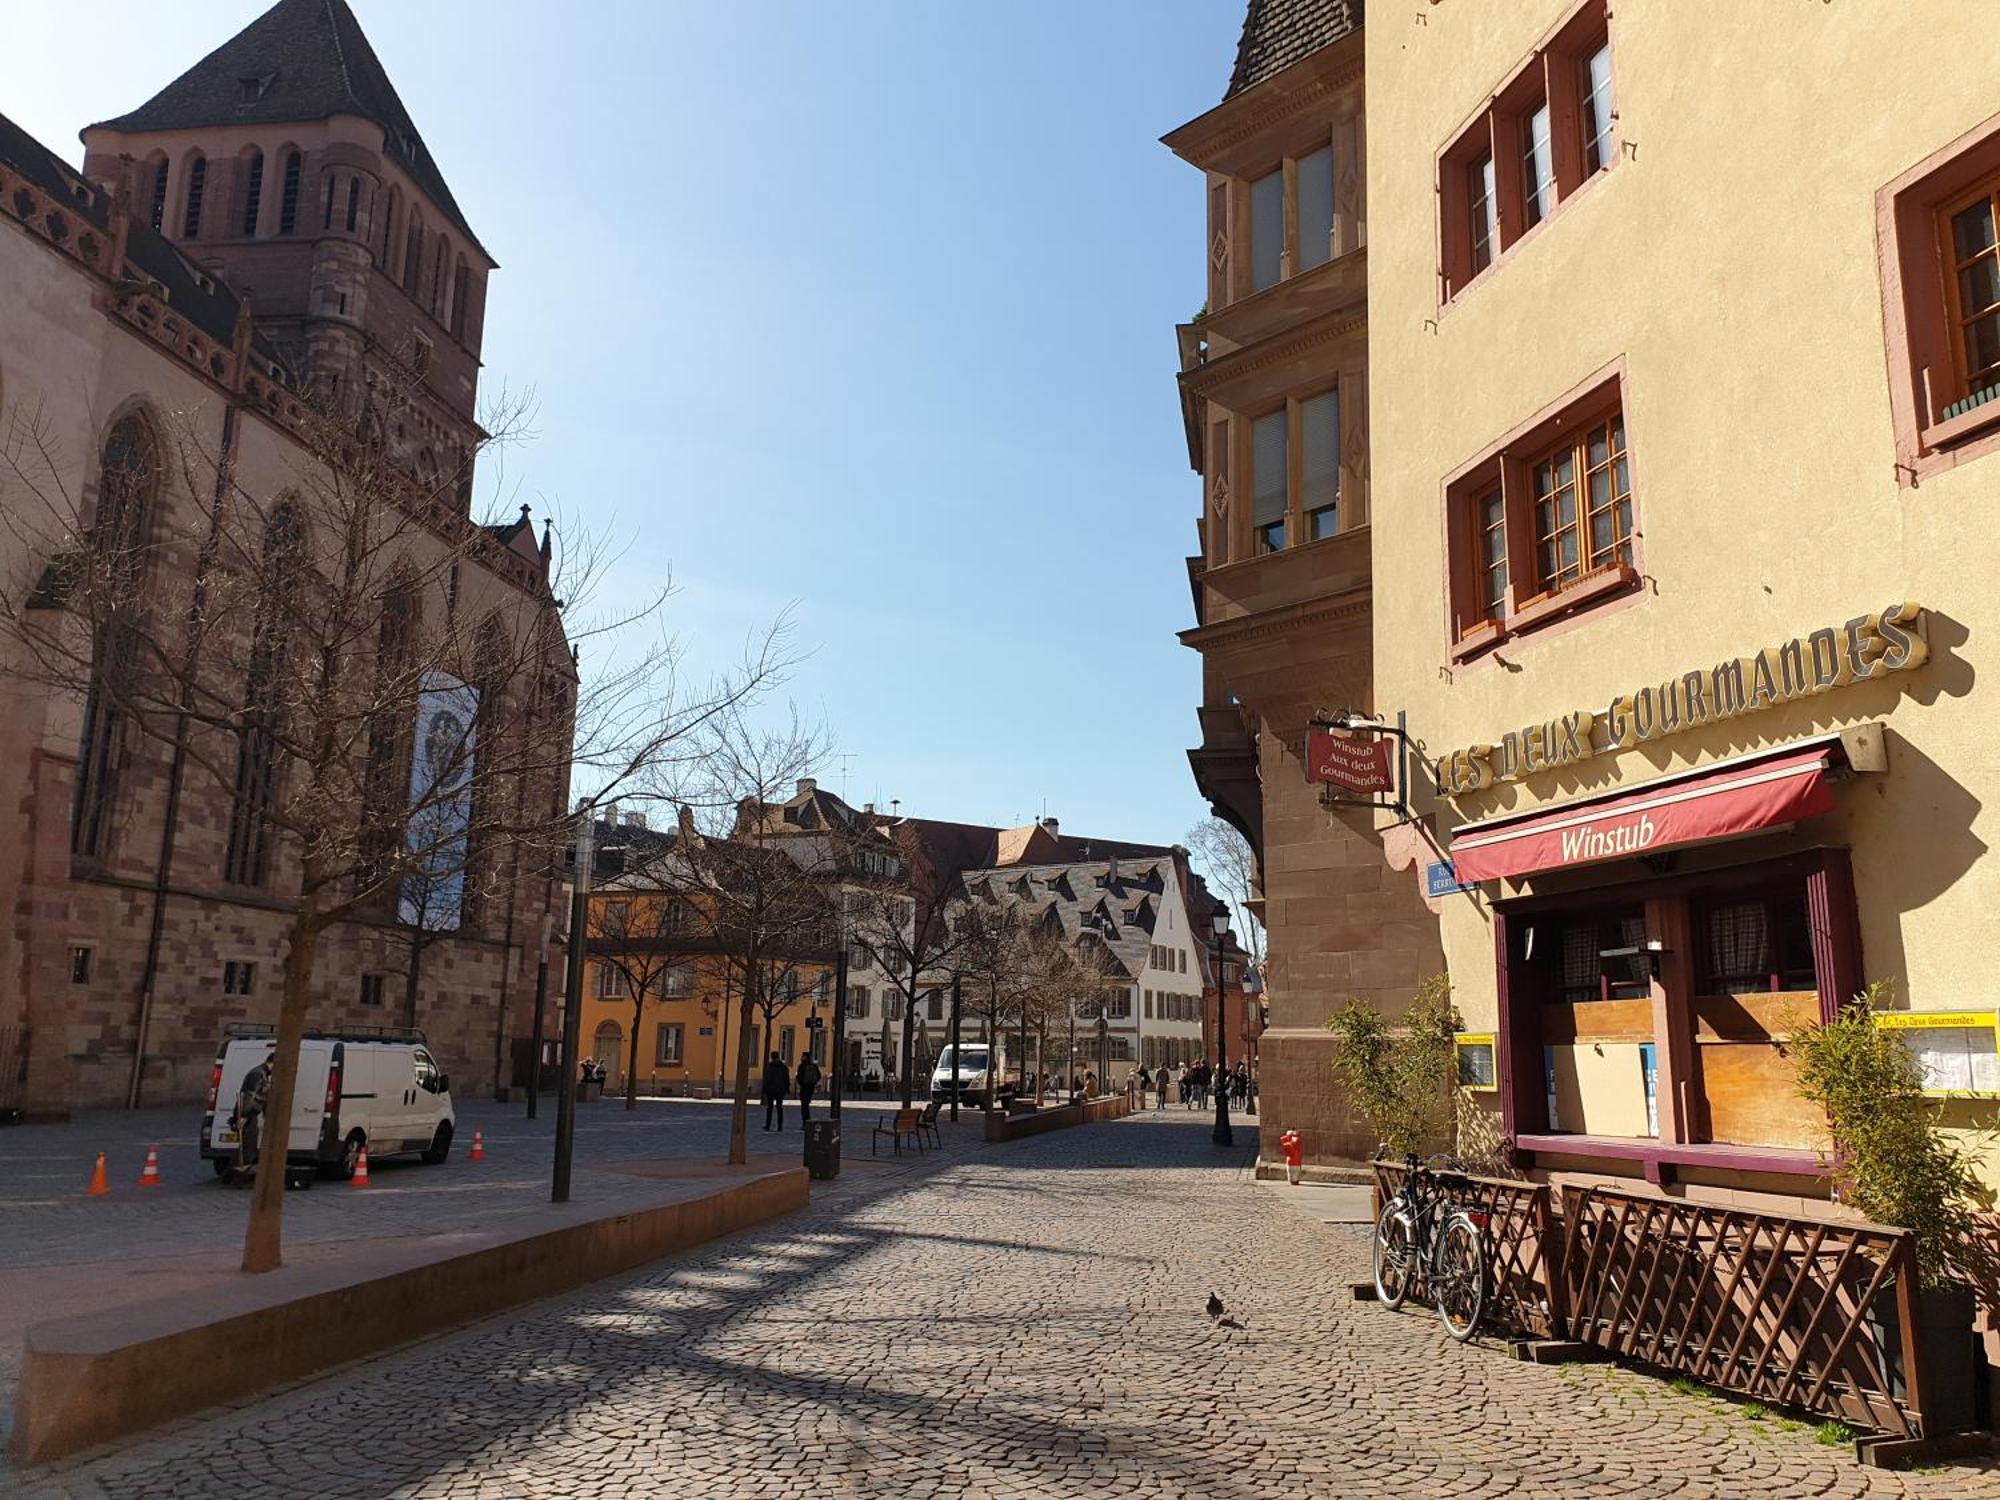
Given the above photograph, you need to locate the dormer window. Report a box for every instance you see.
[236,73,275,106]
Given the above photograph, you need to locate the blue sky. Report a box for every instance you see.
[11,0,1243,847]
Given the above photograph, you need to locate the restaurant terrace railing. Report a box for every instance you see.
[1372,1160,1562,1340]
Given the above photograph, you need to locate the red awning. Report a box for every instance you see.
[1449,745,1838,884]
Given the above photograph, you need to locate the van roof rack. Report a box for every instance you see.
[221,1022,429,1044]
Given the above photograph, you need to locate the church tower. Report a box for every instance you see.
[80,0,496,490]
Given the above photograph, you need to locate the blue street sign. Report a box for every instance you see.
[1426,860,1477,897]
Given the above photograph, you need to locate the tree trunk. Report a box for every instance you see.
[401,929,423,1031]
[625,995,643,1110]
[898,980,916,1109]
[727,958,757,1164]
[242,907,320,1273]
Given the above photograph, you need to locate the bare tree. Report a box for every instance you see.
[590,844,706,1110]
[0,360,790,1272]
[667,706,837,1165]
[1187,816,1265,969]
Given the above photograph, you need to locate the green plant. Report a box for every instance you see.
[1327,974,1461,1158]
[1813,1419,1855,1447]
[1666,1376,1707,1398]
[1790,981,1985,1286]
[1741,1403,1768,1423]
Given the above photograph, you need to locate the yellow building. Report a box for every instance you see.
[1363,1,2000,1200]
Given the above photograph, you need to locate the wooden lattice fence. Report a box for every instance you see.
[1372,1161,1562,1339]
[1559,1185,1932,1437]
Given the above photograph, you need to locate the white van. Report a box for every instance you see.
[200,1028,456,1181]
[929,1041,1012,1108]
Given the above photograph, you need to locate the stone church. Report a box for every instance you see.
[0,0,570,1115]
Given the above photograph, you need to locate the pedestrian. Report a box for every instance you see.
[796,1052,823,1123]
[1084,1069,1097,1098]
[761,1051,790,1132]
[231,1054,271,1185]
[1155,1065,1169,1112]
[1135,1064,1150,1103]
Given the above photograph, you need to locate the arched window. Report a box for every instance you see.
[403,221,423,295]
[449,257,470,340]
[278,151,302,235]
[146,158,169,232]
[180,155,207,238]
[223,503,304,886]
[379,186,399,269]
[239,150,265,237]
[72,414,159,859]
[358,571,422,895]
[344,177,361,233]
[429,237,445,314]
[322,170,337,231]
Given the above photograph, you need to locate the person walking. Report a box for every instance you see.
[231,1055,271,1185]
[796,1053,823,1124]
[1155,1064,1169,1112]
[761,1051,791,1132]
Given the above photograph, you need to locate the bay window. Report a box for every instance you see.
[1245,384,1343,556]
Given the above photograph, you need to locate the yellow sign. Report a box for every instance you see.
[1876,1010,1999,1097]
[1454,1033,1498,1092]
[1435,602,1927,794]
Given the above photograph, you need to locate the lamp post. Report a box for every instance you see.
[527,911,551,1119]
[553,799,598,1202]
[1211,910,1233,1148]
[1096,1012,1108,1097]
[830,913,849,1123]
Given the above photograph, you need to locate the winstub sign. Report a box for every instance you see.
[1433,602,1927,795]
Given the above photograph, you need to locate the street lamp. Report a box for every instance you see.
[1211,909,1233,1148]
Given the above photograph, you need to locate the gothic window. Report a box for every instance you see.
[430,238,445,314]
[146,158,169,232]
[72,414,159,860]
[449,258,469,340]
[240,150,264,237]
[180,155,207,238]
[403,222,423,295]
[223,503,303,887]
[278,151,301,235]
[322,171,337,231]
[379,187,399,269]
[344,178,361,233]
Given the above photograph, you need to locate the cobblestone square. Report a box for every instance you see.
[14,1111,2000,1499]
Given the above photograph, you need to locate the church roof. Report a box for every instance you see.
[88,0,489,260]
[1225,0,1361,100]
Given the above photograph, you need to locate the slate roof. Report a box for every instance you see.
[0,107,296,363]
[88,0,489,260]
[961,858,1174,985]
[1225,0,1361,99]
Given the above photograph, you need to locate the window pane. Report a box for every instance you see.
[1469,155,1497,272]
[1968,312,2000,383]
[1251,170,1283,291]
[1959,255,2000,318]
[1253,410,1287,551]
[1297,146,1334,271]
[1477,489,1508,619]
[1953,201,1997,261]
[1583,45,1614,174]
[1300,388,1339,534]
[1522,102,1554,227]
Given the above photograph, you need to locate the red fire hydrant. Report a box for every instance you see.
[1280,1129,1303,1186]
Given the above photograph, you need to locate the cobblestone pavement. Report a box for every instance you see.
[19,1110,2000,1499]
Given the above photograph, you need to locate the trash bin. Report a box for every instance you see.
[805,1120,840,1180]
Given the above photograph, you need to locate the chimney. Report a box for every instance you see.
[625,811,647,830]
[1105,854,1121,885]
[863,802,875,815]
[1040,816,1059,835]
[796,778,817,797]
[602,808,619,828]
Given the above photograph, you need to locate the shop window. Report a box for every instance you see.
[1439,0,1614,300]
[1444,367,1637,660]
[1555,912,1648,1003]
[1695,894,1815,995]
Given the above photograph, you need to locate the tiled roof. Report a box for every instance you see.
[88,0,488,259]
[1225,0,1361,99]
[962,857,1175,984]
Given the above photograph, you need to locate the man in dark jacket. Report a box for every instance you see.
[796,1054,823,1123]
[762,1052,791,1131]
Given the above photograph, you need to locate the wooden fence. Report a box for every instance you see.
[1372,1161,1562,1340]
[1558,1185,1931,1438]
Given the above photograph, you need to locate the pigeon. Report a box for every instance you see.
[1205,1292,1224,1321]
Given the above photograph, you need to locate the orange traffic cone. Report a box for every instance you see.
[87,1151,110,1196]
[137,1145,162,1188]
[351,1143,371,1187]
[468,1129,485,1162]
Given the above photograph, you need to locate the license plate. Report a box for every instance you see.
[216,1130,239,1145]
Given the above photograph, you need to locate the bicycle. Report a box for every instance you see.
[1371,1151,1489,1342]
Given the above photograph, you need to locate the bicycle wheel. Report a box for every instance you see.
[1372,1200,1417,1309]
[1432,1209,1487,1342]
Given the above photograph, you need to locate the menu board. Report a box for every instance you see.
[1455,1034,1497,1092]
[1875,1011,2000,1096]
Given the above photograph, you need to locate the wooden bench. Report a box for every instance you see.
[872,1107,926,1156]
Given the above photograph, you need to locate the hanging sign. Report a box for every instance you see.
[1307,727,1395,795]
[1434,602,1927,795]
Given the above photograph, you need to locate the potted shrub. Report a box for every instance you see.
[1791,983,1993,1433]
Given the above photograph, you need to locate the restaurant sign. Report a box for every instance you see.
[1434,602,1927,795]
[1307,726,1396,795]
